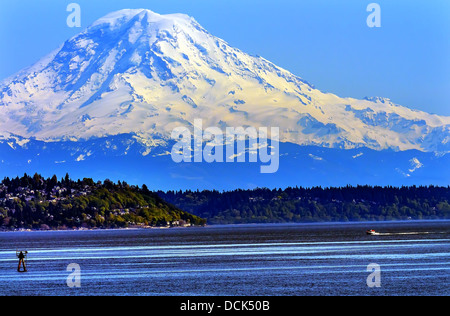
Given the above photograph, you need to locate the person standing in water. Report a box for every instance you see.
[17,251,27,272]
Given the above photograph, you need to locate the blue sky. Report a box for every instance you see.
[0,0,449,115]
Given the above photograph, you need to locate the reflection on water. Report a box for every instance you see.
[0,221,449,296]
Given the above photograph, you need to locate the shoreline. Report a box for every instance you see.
[1,218,448,233]
[0,226,202,233]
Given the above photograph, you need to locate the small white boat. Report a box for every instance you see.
[366,230,378,235]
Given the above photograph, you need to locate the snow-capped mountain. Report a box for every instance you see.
[0,9,448,189]
[0,9,449,153]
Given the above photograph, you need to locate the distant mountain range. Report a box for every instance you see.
[0,9,448,189]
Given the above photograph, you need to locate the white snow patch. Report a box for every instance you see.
[408,157,423,173]
[76,154,85,162]
[308,154,323,161]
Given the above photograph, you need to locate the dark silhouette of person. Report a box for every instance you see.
[17,251,27,272]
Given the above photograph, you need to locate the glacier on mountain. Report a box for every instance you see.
[0,9,448,154]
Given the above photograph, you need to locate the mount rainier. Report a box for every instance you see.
[0,9,448,189]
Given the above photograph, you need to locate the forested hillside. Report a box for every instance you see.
[158,186,450,224]
[2,173,448,230]
[0,173,206,230]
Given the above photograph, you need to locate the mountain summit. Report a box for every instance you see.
[0,9,449,153]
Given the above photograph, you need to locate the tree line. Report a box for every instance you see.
[157,185,450,224]
[2,173,448,229]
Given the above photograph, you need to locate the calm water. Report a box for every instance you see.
[0,221,449,296]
